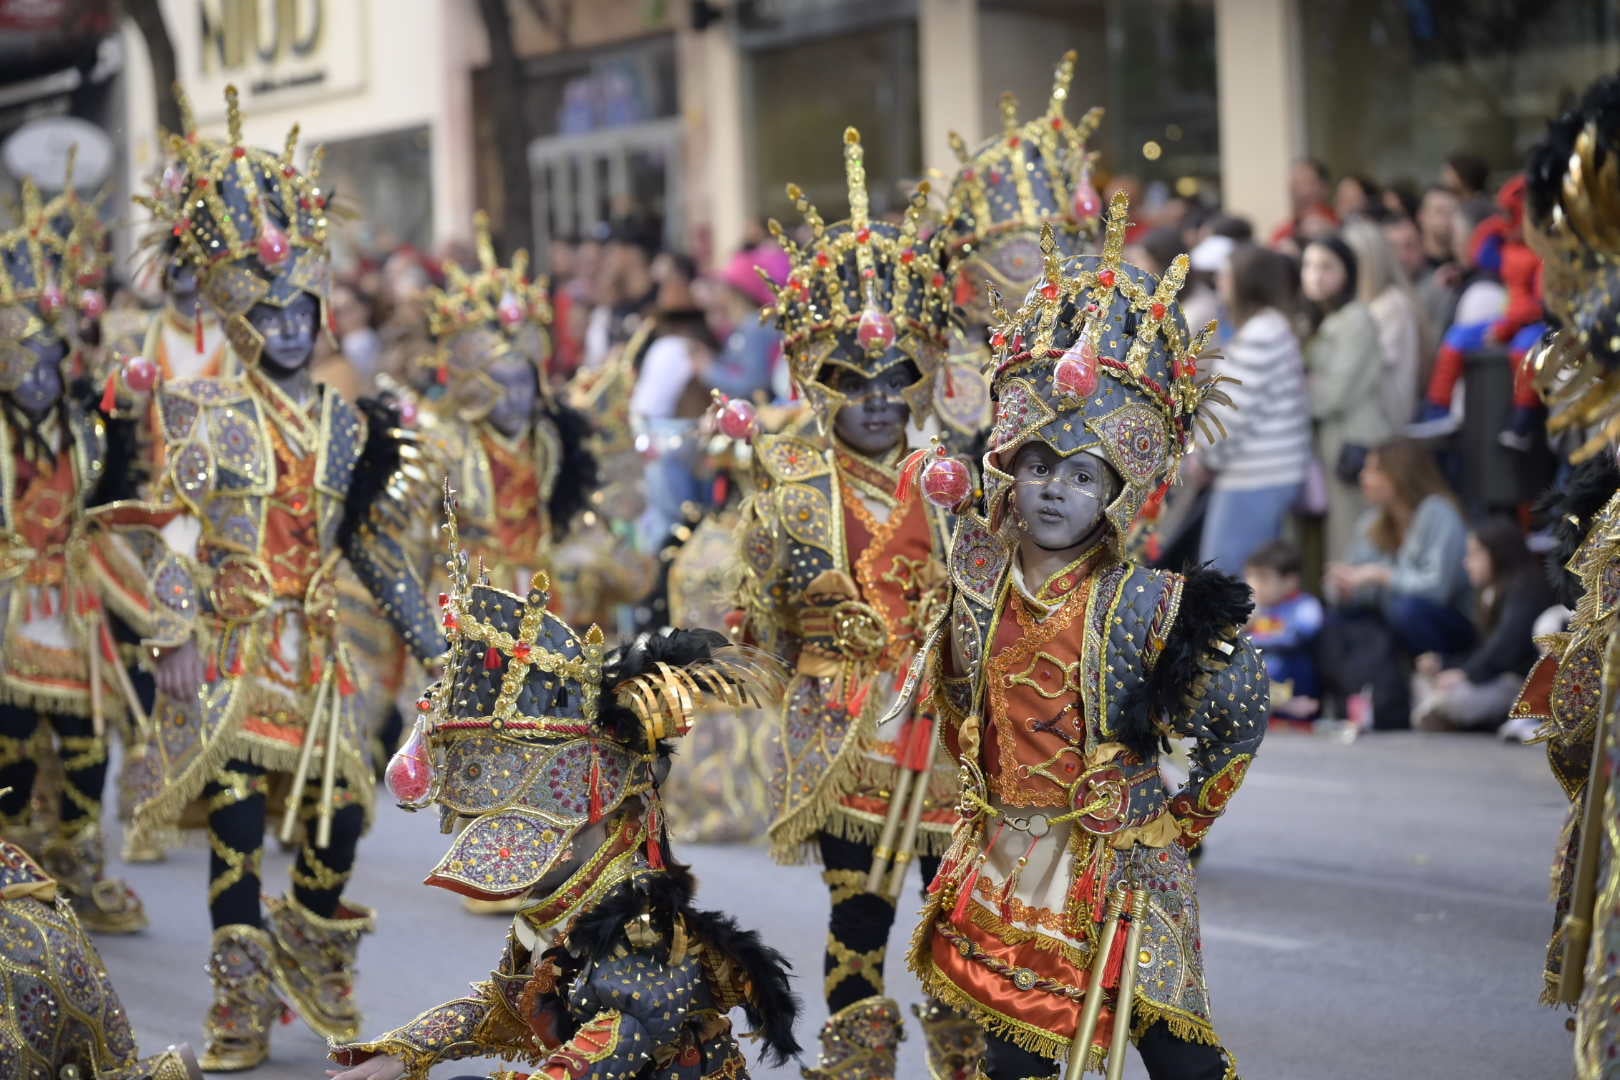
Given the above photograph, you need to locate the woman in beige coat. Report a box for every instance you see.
[1302,235,1395,562]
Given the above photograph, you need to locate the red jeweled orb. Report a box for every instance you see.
[718,398,758,441]
[123,355,159,394]
[856,305,896,352]
[256,222,291,267]
[79,288,106,320]
[497,291,526,328]
[921,456,972,508]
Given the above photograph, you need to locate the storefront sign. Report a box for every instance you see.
[180,0,367,116]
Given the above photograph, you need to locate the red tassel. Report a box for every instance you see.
[844,677,872,720]
[1102,905,1131,989]
[587,752,604,823]
[789,380,799,402]
[269,633,285,666]
[308,653,323,687]
[99,372,119,414]
[944,363,957,398]
[646,807,665,869]
[194,298,205,355]
[338,663,356,696]
[712,474,729,506]
[901,716,936,772]
[228,651,245,676]
[952,863,982,925]
[39,589,53,618]
[205,655,220,683]
[484,645,504,671]
[893,448,928,503]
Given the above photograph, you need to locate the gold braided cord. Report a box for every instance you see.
[207,830,263,902]
[825,935,888,998]
[822,868,869,906]
[291,851,350,892]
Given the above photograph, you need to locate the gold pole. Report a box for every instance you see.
[279,657,332,845]
[865,766,915,894]
[1064,886,1127,1080]
[315,664,345,849]
[1104,889,1149,1080]
[884,734,940,899]
[88,613,105,739]
[1559,632,1620,1003]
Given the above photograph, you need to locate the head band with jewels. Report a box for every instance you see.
[1524,75,1620,462]
[978,192,1233,546]
[419,211,554,420]
[384,485,783,901]
[0,180,102,391]
[764,127,954,426]
[935,51,1104,314]
[134,84,331,366]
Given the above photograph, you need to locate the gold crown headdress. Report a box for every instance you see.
[937,51,1105,288]
[134,85,332,364]
[0,179,105,386]
[977,192,1232,544]
[419,212,554,412]
[765,127,954,424]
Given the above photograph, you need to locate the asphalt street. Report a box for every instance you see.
[98,730,1571,1079]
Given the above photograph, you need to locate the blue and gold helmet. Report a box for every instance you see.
[982,192,1231,546]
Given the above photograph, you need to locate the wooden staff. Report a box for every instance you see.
[1559,632,1620,1003]
[315,669,344,849]
[1105,889,1150,1080]
[1065,886,1127,1080]
[88,609,105,739]
[865,715,936,896]
[884,730,941,898]
[279,652,332,844]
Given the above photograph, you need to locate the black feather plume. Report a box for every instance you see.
[544,400,599,539]
[338,394,405,550]
[1537,454,1620,608]
[73,376,144,507]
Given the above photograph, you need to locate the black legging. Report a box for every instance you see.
[817,831,941,1012]
[203,758,365,928]
[0,705,108,829]
[984,1025,1230,1080]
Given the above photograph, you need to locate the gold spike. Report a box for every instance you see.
[585,624,605,646]
[1000,92,1020,136]
[1101,191,1131,265]
[948,132,969,163]
[474,211,497,272]
[174,83,197,137]
[307,145,326,184]
[529,570,551,594]
[1039,223,1062,287]
[224,85,243,146]
[282,124,301,166]
[844,127,869,234]
[61,144,79,196]
[1047,50,1078,114]
[512,249,530,283]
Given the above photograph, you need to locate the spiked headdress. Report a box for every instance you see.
[936,52,1104,323]
[420,211,554,420]
[0,179,103,391]
[980,192,1231,546]
[387,487,783,902]
[1524,73,1620,461]
[135,85,331,365]
[764,127,954,427]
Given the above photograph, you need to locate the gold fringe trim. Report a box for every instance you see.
[964,900,1091,969]
[0,681,120,721]
[769,801,952,865]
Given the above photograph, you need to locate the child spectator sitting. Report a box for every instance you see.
[1245,540,1325,722]
[1413,517,1555,732]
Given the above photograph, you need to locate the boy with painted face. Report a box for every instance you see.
[328,498,798,1080]
[734,128,974,1078]
[932,52,1104,452]
[107,87,445,1071]
[0,185,149,935]
[905,197,1267,1080]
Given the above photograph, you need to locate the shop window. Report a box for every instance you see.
[320,125,433,264]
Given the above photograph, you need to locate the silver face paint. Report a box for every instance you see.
[247,293,319,375]
[828,354,917,456]
[1009,443,1120,551]
[12,336,66,421]
[485,355,538,438]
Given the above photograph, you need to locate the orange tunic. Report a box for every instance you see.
[483,430,545,562]
[15,448,77,590]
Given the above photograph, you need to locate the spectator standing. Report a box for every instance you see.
[701,244,790,403]
[1413,517,1555,732]
[1320,439,1472,727]
[1335,174,1381,222]
[1343,219,1424,432]
[1195,244,1312,574]
[1301,236,1393,562]
[1443,151,1495,221]
[1270,158,1340,248]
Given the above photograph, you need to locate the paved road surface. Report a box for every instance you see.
[99,731,1572,1079]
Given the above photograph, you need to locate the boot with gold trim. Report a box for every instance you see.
[199,925,285,1072]
[38,821,147,934]
[264,893,373,1040]
[803,996,904,1079]
[103,1045,205,1080]
[913,998,986,1080]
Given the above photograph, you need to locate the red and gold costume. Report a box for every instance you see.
[906,202,1265,1079]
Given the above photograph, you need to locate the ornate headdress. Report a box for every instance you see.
[420,211,554,420]
[935,51,1104,322]
[979,192,1230,545]
[1525,74,1620,461]
[136,85,331,365]
[764,128,954,426]
[0,180,103,390]
[386,488,782,903]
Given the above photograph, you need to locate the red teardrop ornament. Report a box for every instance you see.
[1072,175,1103,221]
[123,355,159,394]
[1053,339,1099,398]
[718,398,758,441]
[920,456,972,509]
[39,281,64,319]
[385,721,434,804]
[256,220,291,267]
[856,304,896,352]
[79,288,106,319]
[497,290,526,328]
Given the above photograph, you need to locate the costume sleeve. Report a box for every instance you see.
[529,944,705,1079]
[329,934,546,1080]
[339,400,447,663]
[1164,631,1268,848]
[732,474,795,659]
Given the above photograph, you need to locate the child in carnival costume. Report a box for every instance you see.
[931,51,1104,454]
[905,196,1266,1079]
[328,492,800,1080]
[108,86,446,1071]
[0,811,201,1079]
[0,181,149,934]
[734,127,976,1079]
[1507,73,1620,1073]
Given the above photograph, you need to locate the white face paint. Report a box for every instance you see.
[1009,443,1120,551]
